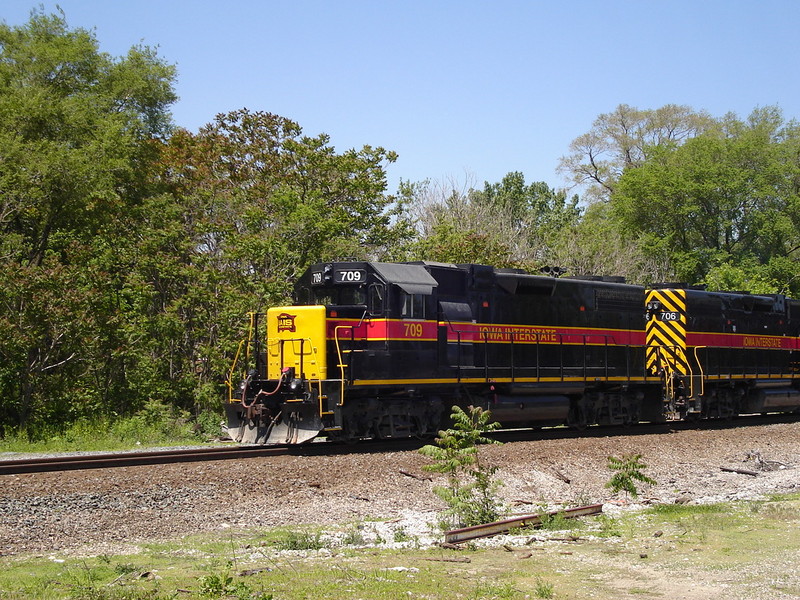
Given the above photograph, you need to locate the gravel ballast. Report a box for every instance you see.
[1,419,798,556]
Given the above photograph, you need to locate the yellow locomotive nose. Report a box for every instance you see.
[267,305,327,381]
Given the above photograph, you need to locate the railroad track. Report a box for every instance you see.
[2,413,796,476]
[0,445,291,476]
[0,437,428,476]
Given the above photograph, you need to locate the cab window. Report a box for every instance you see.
[368,284,385,316]
[401,293,425,319]
[339,286,366,305]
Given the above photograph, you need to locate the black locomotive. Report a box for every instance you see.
[225,261,800,444]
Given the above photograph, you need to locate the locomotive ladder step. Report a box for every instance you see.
[319,394,336,416]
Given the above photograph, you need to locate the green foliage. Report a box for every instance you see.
[161,109,407,286]
[342,524,367,546]
[198,571,272,599]
[0,403,217,453]
[605,454,657,500]
[0,9,178,436]
[3,10,800,445]
[392,526,414,543]
[534,578,555,599]
[109,398,194,443]
[419,405,504,528]
[648,503,727,516]
[538,509,582,532]
[559,103,713,202]
[595,514,622,538]
[416,220,517,267]
[273,530,325,551]
[472,172,582,242]
[2,496,799,599]
[702,259,778,295]
[0,11,406,437]
[406,174,580,269]
[612,106,800,292]
[469,581,518,599]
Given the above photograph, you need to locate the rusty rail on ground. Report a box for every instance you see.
[444,503,603,544]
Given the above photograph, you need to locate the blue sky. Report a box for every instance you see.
[4,1,799,193]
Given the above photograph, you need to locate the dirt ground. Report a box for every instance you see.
[1,418,798,559]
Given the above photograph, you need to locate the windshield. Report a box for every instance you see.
[296,285,366,306]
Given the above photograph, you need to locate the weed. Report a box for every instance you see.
[274,530,324,551]
[648,503,726,517]
[419,405,504,529]
[392,525,411,542]
[535,578,555,599]
[113,562,138,575]
[197,571,272,599]
[760,504,799,522]
[0,402,224,453]
[342,525,366,546]
[539,508,585,532]
[197,572,235,596]
[768,492,800,502]
[595,514,622,537]
[605,454,656,500]
[470,580,518,599]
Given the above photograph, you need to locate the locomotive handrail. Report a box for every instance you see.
[648,343,697,401]
[474,330,626,383]
[226,312,259,403]
[334,324,359,408]
[693,346,706,397]
[226,338,247,403]
[457,329,463,382]
[440,324,649,385]
[271,337,312,376]
[438,316,465,381]
[244,311,257,368]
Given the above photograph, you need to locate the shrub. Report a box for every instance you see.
[419,405,503,528]
[605,453,656,500]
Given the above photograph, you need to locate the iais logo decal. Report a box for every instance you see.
[277,313,297,333]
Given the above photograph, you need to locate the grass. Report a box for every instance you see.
[0,401,224,454]
[1,494,798,599]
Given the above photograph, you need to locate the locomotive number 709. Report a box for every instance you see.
[335,269,365,283]
[404,323,424,337]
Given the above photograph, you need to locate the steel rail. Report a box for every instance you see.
[2,412,796,476]
[444,503,604,544]
[0,445,290,476]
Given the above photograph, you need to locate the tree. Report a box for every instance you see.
[0,10,175,265]
[419,406,503,528]
[159,110,406,305]
[0,10,177,433]
[612,106,800,292]
[559,104,713,202]
[471,172,582,246]
[407,173,581,269]
[145,110,411,418]
[547,202,673,284]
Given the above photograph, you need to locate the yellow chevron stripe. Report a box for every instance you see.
[645,288,688,376]
[658,289,686,315]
